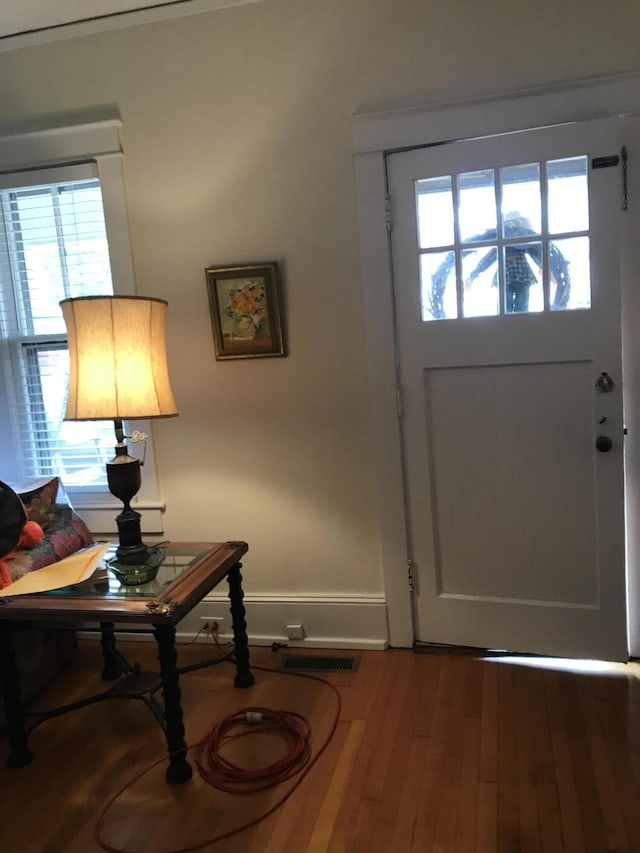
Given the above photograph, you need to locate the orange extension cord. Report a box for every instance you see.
[94,659,342,853]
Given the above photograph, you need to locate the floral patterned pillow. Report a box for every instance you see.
[7,502,93,583]
[18,477,60,531]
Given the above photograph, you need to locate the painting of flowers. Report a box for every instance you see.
[224,278,267,339]
[205,262,286,360]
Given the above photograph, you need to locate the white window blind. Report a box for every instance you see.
[0,165,116,488]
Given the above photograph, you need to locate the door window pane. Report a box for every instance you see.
[416,176,454,248]
[458,169,496,243]
[551,236,590,310]
[504,242,543,314]
[421,251,458,320]
[500,163,541,236]
[462,246,499,317]
[413,154,592,321]
[547,157,589,234]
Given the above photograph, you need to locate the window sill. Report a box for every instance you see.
[71,499,166,536]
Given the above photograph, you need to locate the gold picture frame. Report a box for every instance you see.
[205,262,286,360]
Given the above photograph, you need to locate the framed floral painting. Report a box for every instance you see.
[205,262,286,360]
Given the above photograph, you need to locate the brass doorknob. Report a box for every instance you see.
[595,435,613,452]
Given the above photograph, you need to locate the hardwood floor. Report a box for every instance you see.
[1,640,640,852]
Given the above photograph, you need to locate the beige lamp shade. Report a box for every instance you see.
[61,296,178,421]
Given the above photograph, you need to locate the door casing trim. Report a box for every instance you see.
[353,72,640,650]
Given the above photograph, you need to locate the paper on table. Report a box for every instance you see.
[0,542,111,597]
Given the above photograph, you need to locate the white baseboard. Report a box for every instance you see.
[93,593,389,650]
[183,593,389,650]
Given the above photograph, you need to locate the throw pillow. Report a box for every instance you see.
[7,502,94,584]
[18,477,60,531]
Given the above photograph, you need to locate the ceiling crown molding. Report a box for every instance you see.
[0,0,262,52]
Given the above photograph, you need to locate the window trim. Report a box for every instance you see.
[0,112,165,535]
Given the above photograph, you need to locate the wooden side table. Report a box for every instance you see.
[0,541,254,784]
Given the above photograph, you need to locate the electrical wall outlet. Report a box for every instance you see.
[286,623,305,640]
[200,616,225,633]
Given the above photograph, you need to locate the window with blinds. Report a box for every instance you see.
[0,167,116,488]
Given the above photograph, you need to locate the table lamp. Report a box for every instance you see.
[60,296,177,575]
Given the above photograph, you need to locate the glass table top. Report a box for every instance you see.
[44,545,211,599]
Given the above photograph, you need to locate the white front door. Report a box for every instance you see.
[388,117,628,660]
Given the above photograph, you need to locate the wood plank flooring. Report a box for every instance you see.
[1,641,640,852]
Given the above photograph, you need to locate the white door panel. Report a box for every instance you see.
[390,117,627,659]
[426,363,596,601]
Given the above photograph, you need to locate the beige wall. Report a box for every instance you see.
[1,0,639,597]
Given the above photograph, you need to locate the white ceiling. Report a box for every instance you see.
[0,0,261,50]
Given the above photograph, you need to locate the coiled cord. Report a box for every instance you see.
[194,706,312,793]
[95,661,342,853]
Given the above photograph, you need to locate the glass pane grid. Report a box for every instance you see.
[416,154,591,321]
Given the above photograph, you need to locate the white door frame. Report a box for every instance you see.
[352,72,640,652]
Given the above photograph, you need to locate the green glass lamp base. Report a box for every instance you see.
[108,547,164,586]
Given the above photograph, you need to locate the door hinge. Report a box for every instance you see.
[385,194,393,232]
[395,383,403,417]
[407,559,415,592]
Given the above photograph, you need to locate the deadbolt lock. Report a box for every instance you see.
[595,372,615,393]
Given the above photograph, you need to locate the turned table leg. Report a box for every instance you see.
[100,621,124,681]
[227,562,255,688]
[0,623,33,768]
[153,624,192,784]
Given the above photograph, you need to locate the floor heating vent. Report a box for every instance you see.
[281,655,360,673]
